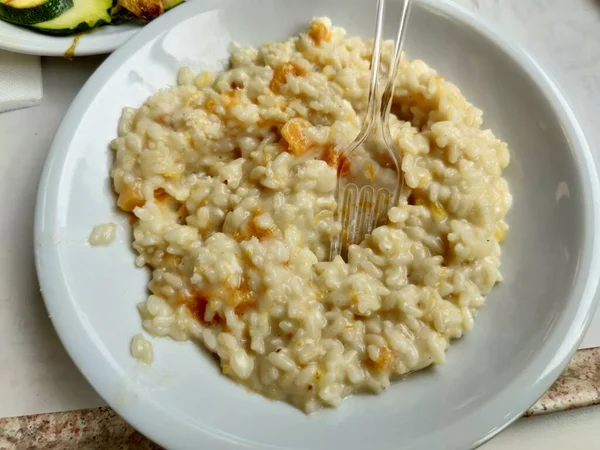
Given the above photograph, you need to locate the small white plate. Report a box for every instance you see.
[34,0,600,449]
[0,20,140,56]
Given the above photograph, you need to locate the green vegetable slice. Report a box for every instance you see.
[0,0,73,26]
[164,0,183,10]
[31,0,112,36]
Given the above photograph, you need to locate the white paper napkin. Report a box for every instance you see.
[0,50,43,113]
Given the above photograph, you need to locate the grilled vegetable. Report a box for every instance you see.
[0,0,72,25]
[113,0,183,23]
[31,0,112,35]
[0,0,184,36]
[164,0,183,10]
[109,3,135,25]
[116,0,162,22]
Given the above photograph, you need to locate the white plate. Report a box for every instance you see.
[34,0,600,449]
[0,19,140,56]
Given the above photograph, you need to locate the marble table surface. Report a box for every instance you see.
[1,348,599,449]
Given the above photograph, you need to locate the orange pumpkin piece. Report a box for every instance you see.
[308,22,332,45]
[322,144,350,176]
[281,118,312,155]
[366,345,393,371]
[269,62,307,93]
[117,181,145,212]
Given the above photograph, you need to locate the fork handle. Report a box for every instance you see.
[352,0,386,145]
[353,0,413,147]
[380,0,412,126]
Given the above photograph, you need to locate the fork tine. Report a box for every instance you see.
[338,183,359,261]
[337,186,392,260]
[374,188,391,227]
[356,185,375,242]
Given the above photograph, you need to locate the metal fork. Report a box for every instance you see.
[329,0,412,261]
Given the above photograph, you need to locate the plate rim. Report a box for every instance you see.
[0,20,140,56]
[34,0,600,448]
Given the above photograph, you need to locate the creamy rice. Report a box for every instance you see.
[130,333,154,364]
[110,18,511,412]
[89,222,117,246]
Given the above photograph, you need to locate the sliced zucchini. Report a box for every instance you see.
[164,0,183,10]
[0,0,72,25]
[31,0,112,35]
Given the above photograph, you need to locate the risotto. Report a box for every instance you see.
[110,18,511,412]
